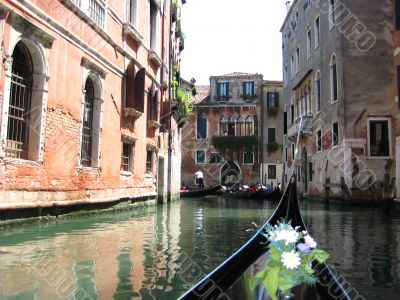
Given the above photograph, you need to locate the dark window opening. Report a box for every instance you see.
[243,152,254,164]
[268,128,276,144]
[309,162,313,182]
[121,143,133,172]
[369,120,389,156]
[268,165,276,179]
[267,92,279,108]
[284,111,288,134]
[81,78,95,166]
[197,114,207,139]
[332,122,338,146]
[196,150,205,164]
[317,130,322,152]
[210,153,222,164]
[146,149,154,172]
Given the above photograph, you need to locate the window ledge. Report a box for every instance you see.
[124,107,143,119]
[148,49,162,67]
[148,120,161,129]
[77,166,101,172]
[120,170,133,177]
[2,157,42,166]
[123,22,144,44]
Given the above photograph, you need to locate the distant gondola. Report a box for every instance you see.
[223,187,282,200]
[180,185,222,198]
[178,176,352,300]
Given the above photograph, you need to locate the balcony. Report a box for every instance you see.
[211,135,259,154]
[287,115,314,139]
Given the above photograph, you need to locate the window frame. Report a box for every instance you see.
[243,151,254,165]
[196,114,208,140]
[368,118,391,158]
[121,142,134,173]
[332,122,339,147]
[317,130,322,152]
[314,15,320,49]
[243,81,255,97]
[196,150,206,164]
[306,27,311,59]
[268,128,276,144]
[268,165,277,179]
[315,71,321,113]
[330,55,338,103]
[295,46,300,74]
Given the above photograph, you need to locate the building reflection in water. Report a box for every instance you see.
[0,199,399,299]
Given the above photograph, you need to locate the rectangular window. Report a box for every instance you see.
[129,0,138,25]
[243,81,254,97]
[307,29,311,58]
[296,46,300,73]
[292,143,295,159]
[332,63,338,101]
[397,0,400,30]
[369,120,389,157]
[196,115,207,139]
[291,104,294,124]
[314,16,320,48]
[268,128,276,144]
[217,82,229,99]
[317,130,322,152]
[121,143,133,172]
[150,1,158,51]
[210,152,222,164]
[284,111,288,134]
[291,56,294,79]
[243,152,254,164]
[329,0,336,26]
[146,149,154,172]
[196,150,206,164]
[285,147,288,162]
[316,77,321,112]
[332,122,338,146]
[268,165,277,179]
[309,162,313,182]
[267,92,279,108]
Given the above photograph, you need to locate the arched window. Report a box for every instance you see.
[236,115,245,136]
[315,71,321,112]
[6,42,33,159]
[81,78,95,166]
[245,116,254,136]
[227,116,236,136]
[330,55,338,102]
[80,74,102,167]
[219,116,227,135]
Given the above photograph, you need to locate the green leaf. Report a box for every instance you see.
[250,268,269,290]
[310,249,330,263]
[263,267,280,300]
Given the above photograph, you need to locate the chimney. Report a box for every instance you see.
[285,1,292,13]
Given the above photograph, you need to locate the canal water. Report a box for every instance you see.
[0,197,399,300]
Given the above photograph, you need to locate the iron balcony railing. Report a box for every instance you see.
[287,115,314,139]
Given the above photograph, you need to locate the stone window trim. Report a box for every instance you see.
[243,151,254,165]
[195,149,206,165]
[0,25,53,163]
[77,65,105,170]
[367,117,391,158]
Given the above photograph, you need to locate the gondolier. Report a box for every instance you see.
[194,170,204,189]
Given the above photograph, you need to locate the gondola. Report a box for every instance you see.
[178,176,352,299]
[179,117,353,299]
[223,188,282,200]
[180,185,222,198]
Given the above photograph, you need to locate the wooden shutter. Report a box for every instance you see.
[126,61,135,108]
[135,68,145,113]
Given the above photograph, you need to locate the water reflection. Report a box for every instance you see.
[0,198,399,299]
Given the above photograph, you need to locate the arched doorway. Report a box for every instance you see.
[221,161,241,187]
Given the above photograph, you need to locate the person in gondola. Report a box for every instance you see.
[194,170,204,190]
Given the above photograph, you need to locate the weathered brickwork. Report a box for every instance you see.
[0,0,184,211]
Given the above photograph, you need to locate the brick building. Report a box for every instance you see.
[0,0,186,214]
[181,73,283,188]
[281,0,395,200]
[394,0,400,199]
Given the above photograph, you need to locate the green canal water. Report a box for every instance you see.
[0,197,399,299]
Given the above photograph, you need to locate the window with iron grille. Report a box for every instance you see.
[72,0,106,28]
[146,149,154,172]
[121,143,133,172]
[81,78,95,166]
[6,42,33,159]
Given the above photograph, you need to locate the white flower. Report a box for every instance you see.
[273,229,299,245]
[281,250,301,270]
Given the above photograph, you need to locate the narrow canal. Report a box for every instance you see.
[0,197,399,299]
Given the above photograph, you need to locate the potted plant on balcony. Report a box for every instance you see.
[267,142,280,153]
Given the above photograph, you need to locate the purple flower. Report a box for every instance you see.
[304,235,317,249]
[297,243,311,253]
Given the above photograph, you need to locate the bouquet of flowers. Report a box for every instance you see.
[251,220,329,300]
